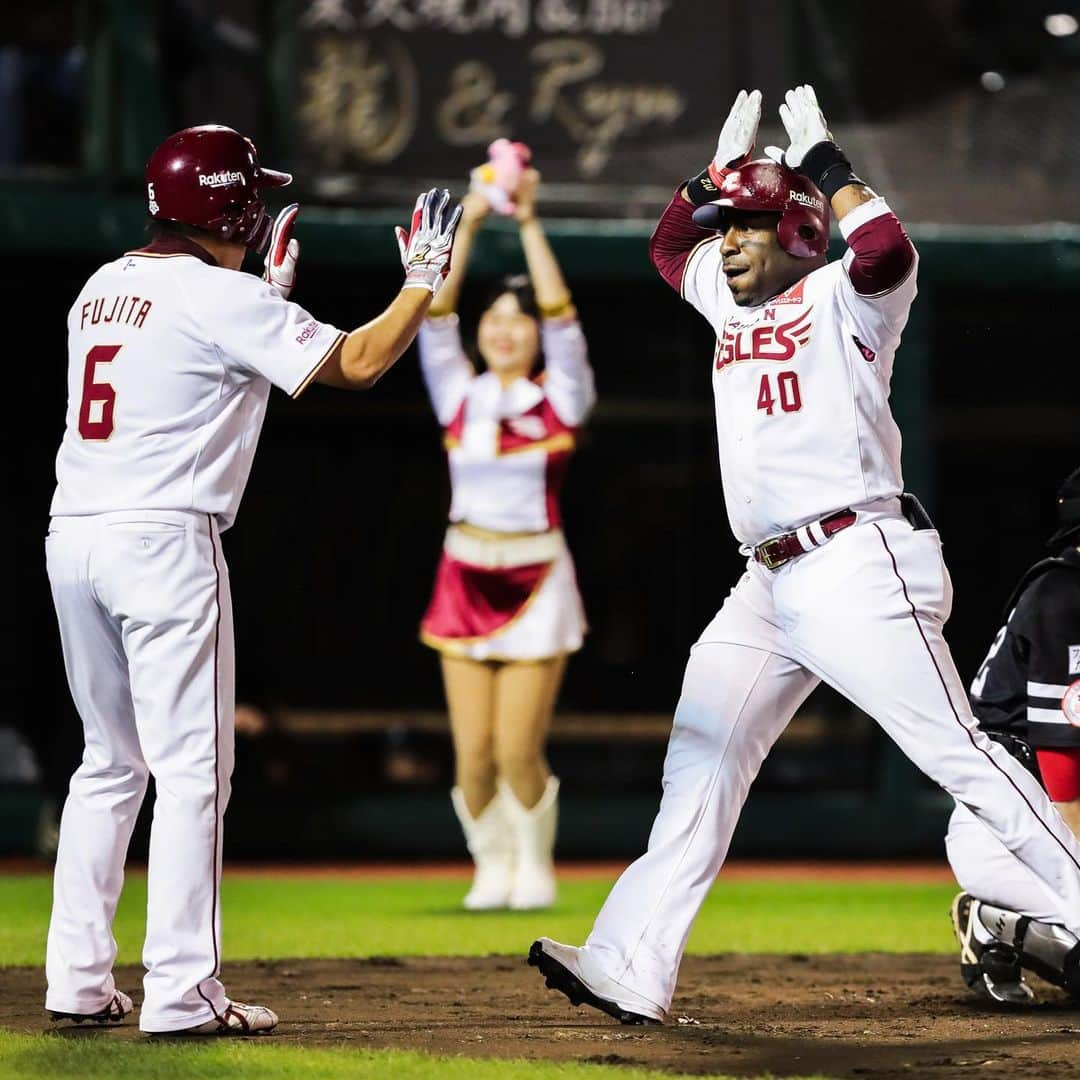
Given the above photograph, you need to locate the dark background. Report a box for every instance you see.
[5,0,1078,856]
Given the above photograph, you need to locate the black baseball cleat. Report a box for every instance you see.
[528,938,664,1025]
[950,892,1035,1006]
[49,990,134,1025]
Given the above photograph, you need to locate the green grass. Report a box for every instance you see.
[0,872,955,1078]
[0,1033,802,1080]
[0,872,958,968]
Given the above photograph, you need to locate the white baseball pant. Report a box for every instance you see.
[946,802,1064,922]
[581,510,1080,1016]
[45,510,234,1032]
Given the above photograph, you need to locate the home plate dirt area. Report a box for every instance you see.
[3,954,1078,1079]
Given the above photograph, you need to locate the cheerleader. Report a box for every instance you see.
[418,162,595,910]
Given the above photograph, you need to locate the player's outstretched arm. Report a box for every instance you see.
[317,189,463,390]
[650,89,761,292]
[768,85,915,296]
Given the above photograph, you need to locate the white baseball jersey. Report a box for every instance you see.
[418,314,596,534]
[681,198,917,547]
[52,242,345,529]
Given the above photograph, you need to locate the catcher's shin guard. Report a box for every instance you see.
[975,900,1080,997]
[950,893,1035,1005]
[451,788,515,910]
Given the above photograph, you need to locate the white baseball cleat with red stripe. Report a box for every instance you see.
[179,1001,279,1035]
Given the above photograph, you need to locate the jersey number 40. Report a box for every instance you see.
[79,345,119,440]
[756,371,802,416]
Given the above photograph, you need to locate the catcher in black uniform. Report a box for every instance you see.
[947,467,1080,1004]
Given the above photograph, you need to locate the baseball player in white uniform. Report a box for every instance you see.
[528,87,1080,1024]
[45,124,461,1034]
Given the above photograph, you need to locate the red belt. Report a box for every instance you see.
[753,508,857,571]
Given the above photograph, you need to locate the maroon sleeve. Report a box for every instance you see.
[845,211,916,296]
[649,190,714,293]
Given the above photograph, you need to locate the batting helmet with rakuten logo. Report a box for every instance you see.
[692,160,830,258]
[144,125,292,253]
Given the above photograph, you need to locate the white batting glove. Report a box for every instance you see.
[767,84,833,169]
[262,203,300,299]
[710,88,762,182]
[395,188,463,297]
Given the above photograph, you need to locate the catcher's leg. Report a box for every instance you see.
[947,803,1080,999]
[946,802,1059,921]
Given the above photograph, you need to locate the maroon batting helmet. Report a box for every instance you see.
[692,160,830,258]
[144,125,292,254]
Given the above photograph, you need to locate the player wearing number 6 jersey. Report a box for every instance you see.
[45,124,461,1034]
[529,86,1080,1025]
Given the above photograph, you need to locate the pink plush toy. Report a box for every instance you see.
[469,139,532,216]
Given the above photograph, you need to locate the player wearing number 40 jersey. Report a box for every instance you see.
[46,124,461,1035]
[528,86,1080,1025]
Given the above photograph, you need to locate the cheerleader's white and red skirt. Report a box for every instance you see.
[420,524,586,661]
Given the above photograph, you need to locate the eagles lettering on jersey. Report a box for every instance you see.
[970,547,1080,749]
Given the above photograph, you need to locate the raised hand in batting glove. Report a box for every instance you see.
[686,88,761,206]
[711,88,762,180]
[262,203,300,299]
[766,84,861,198]
[395,188,463,296]
[767,84,831,169]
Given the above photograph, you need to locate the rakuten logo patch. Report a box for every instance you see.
[198,170,246,189]
[296,320,321,345]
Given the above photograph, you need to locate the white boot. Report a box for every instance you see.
[501,776,559,910]
[450,787,515,910]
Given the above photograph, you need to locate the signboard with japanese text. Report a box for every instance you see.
[290,0,802,207]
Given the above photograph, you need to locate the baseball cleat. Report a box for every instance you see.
[950,892,1035,1006]
[177,1001,279,1035]
[49,990,134,1025]
[528,938,664,1025]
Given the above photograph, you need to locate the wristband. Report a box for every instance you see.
[798,141,863,200]
[685,167,723,207]
[539,296,574,319]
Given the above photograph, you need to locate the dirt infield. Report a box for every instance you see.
[4,954,1077,1078]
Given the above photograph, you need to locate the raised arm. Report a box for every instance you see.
[770,85,915,297]
[648,192,715,293]
[514,169,575,317]
[649,89,762,293]
[428,191,490,318]
[315,189,463,390]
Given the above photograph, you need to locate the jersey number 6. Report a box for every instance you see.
[756,370,802,416]
[79,344,120,440]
